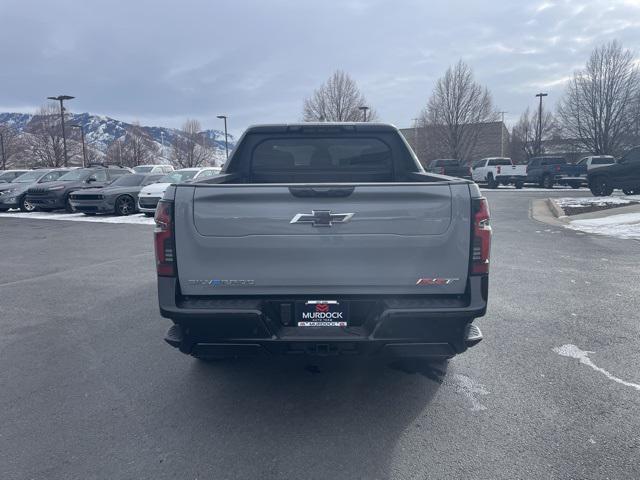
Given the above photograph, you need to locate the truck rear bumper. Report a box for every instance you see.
[158,275,488,358]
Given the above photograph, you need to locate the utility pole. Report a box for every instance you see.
[0,132,5,170]
[359,106,369,122]
[216,115,229,161]
[498,111,507,157]
[47,95,75,167]
[69,124,87,167]
[411,117,419,151]
[535,93,548,156]
[160,131,165,160]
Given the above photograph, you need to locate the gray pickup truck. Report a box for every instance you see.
[155,123,490,362]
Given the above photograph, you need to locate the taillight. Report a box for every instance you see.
[439,167,445,174]
[497,166,501,174]
[471,197,491,275]
[154,200,176,277]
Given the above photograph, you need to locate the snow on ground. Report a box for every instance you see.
[0,210,154,225]
[555,196,633,208]
[480,186,590,192]
[567,212,640,240]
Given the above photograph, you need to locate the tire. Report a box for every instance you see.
[542,174,554,189]
[570,182,581,189]
[143,212,155,217]
[64,196,74,213]
[590,176,613,196]
[515,180,524,189]
[20,196,36,212]
[487,174,499,189]
[115,195,136,216]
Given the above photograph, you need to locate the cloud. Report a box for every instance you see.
[0,0,639,135]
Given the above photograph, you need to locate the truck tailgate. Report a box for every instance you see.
[174,183,472,296]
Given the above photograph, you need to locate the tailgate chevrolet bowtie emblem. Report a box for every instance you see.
[290,210,354,227]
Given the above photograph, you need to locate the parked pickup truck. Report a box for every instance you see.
[588,146,640,196]
[472,157,527,188]
[525,156,585,189]
[155,123,490,362]
[425,159,471,179]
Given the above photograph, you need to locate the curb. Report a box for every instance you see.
[546,198,567,219]
[530,199,567,227]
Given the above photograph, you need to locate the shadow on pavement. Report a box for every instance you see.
[159,355,447,479]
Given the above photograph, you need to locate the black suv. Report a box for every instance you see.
[588,146,640,196]
[26,165,133,212]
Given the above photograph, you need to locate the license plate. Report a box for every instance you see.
[297,300,349,327]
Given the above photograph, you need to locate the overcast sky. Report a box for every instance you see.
[1,0,639,135]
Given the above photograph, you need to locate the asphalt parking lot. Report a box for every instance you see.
[1,190,639,480]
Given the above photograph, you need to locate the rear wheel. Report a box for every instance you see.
[20,196,36,212]
[542,174,554,189]
[515,180,524,189]
[115,195,135,216]
[590,176,613,196]
[570,182,581,189]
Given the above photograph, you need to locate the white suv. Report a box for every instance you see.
[137,167,220,215]
[133,165,175,174]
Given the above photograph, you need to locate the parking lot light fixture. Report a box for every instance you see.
[0,131,5,170]
[535,93,548,156]
[359,106,369,122]
[217,115,229,161]
[47,95,75,167]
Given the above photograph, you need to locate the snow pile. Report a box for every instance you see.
[555,197,632,208]
[480,186,590,192]
[567,212,640,239]
[0,210,154,225]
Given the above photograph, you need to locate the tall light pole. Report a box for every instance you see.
[411,117,419,150]
[0,131,5,170]
[535,93,548,156]
[216,115,229,161]
[69,124,87,167]
[359,106,369,122]
[498,111,507,157]
[47,95,74,167]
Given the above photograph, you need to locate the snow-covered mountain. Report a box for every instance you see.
[0,111,235,158]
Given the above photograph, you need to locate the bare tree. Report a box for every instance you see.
[105,138,125,165]
[170,119,214,168]
[419,61,497,162]
[511,106,555,162]
[118,122,158,167]
[0,124,25,169]
[557,40,639,155]
[24,103,68,168]
[303,70,377,122]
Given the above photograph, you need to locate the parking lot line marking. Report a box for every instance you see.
[554,344,640,392]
